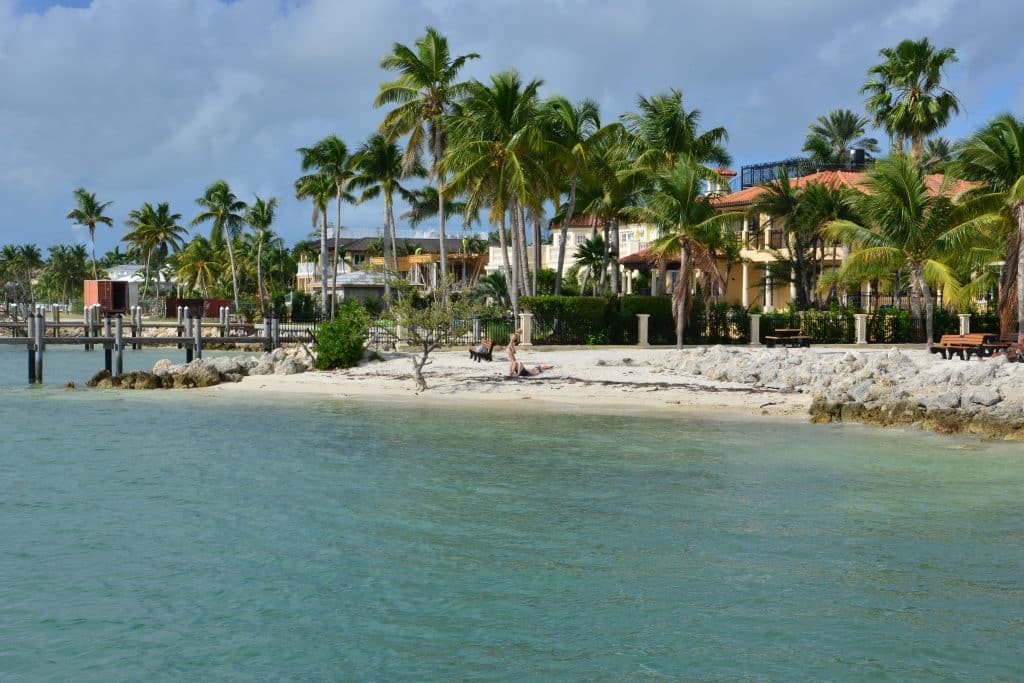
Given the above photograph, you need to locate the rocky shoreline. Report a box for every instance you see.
[86,346,314,390]
[655,346,1024,440]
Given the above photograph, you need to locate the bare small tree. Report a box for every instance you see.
[389,276,476,392]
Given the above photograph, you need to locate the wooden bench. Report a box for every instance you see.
[764,335,812,348]
[469,338,494,362]
[928,333,997,360]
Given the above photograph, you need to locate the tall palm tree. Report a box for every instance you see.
[123,202,187,299]
[825,155,964,344]
[376,26,480,279]
[621,88,731,173]
[542,95,617,295]
[921,137,953,172]
[444,70,548,315]
[955,113,1024,341]
[627,160,742,348]
[862,37,960,162]
[802,109,879,164]
[296,135,356,316]
[351,133,425,285]
[66,188,113,279]
[191,180,247,311]
[245,195,278,312]
[294,172,336,316]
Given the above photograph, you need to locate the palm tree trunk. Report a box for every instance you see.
[1017,204,1024,343]
[332,187,342,319]
[319,215,328,317]
[610,217,620,295]
[554,176,577,296]
[435,127,449,282]
[911,134,925,166]
[532,212,541,297]
[509,200,524,299]
[382,200,392,300]
[224,226,241,314]
[90,227,98,280]
[908,263,924,342]
[500,210,518,319]
[598,222,610,294]
[675,243,691,349]
[518,205,530,295]
[141,248,152,300]
[257,237,265,313]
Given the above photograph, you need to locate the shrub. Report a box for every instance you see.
[291,290,317,322]
[314,300,370,370]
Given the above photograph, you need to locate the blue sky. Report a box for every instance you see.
[1,0,1021,254]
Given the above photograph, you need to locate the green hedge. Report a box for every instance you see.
[314,300,370,370]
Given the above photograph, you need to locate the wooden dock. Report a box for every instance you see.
[6,309,312,384]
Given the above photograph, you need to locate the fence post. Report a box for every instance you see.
[636,313,650,347]
[749,314,761,346]
[272,317,280,349]
[263,317,272,352]
[519,312,533,347]
[959,313,971,336]
[394,324,408,350]
[855,313,868,345]
[472,316,481,344]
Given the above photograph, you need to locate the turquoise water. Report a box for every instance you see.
[0,349,1022,681]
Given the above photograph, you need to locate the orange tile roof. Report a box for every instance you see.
[711,169,978,208]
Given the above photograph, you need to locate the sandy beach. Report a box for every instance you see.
[204,346,814,418]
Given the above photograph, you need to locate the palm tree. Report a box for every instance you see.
[191,180,247,312]
[66,188,113,279]
[296,135,356,316]
[43,244,89,303]
[628,160,742,348]
[862,37,960,162]
[825,155,964,345]
[351,133,425,285]
[802,109,879,164]
[542,96,616,295]
[400,186,469,228]
[376,26,480,280]
[170,236,224,299]
[245,195,278,312]
[469,270,510,309]
[573,234,611,295]
[123,202,187,299]
[294,172,335,316]
[621,88,731,173]
[921,137,953,172]
[444,70,548,314]
[955,113,1024,341]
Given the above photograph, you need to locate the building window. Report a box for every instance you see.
[575,234,586,245]
[620,231,633,242]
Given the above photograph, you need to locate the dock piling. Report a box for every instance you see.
[194,316,203,360]
[27,314,36,383]
[184,308,193,362]
[33,312,43,383]
[103,315,112,373]
[272,317,280,349]
[114,314,124,378]
[263,317,272,352]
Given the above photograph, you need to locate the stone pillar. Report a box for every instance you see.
[855,313,868,345]
[625,271,633,295]
[394,324,408,350]
[749,314,761,346]
[741,216,749,246]
[472,316,481,343]
[959,313,970,336]
[637,314,650,347]
[741,263,749,307]
[789,269,797,301]
[519,312,533,347]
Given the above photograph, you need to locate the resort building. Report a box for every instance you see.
[297,236,487,300]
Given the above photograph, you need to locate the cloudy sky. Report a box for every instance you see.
[1,0,1021,254]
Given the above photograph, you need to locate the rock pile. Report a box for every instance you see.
[655,346,1024,439]
[86,346,314,390]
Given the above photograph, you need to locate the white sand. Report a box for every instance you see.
[202,346,813,419]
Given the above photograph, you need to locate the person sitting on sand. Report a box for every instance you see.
[506,329,522,375]
[509,361,554,377]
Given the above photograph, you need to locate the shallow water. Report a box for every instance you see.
[0,349,1022,681]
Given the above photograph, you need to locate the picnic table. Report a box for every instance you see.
[764,327,812,348]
